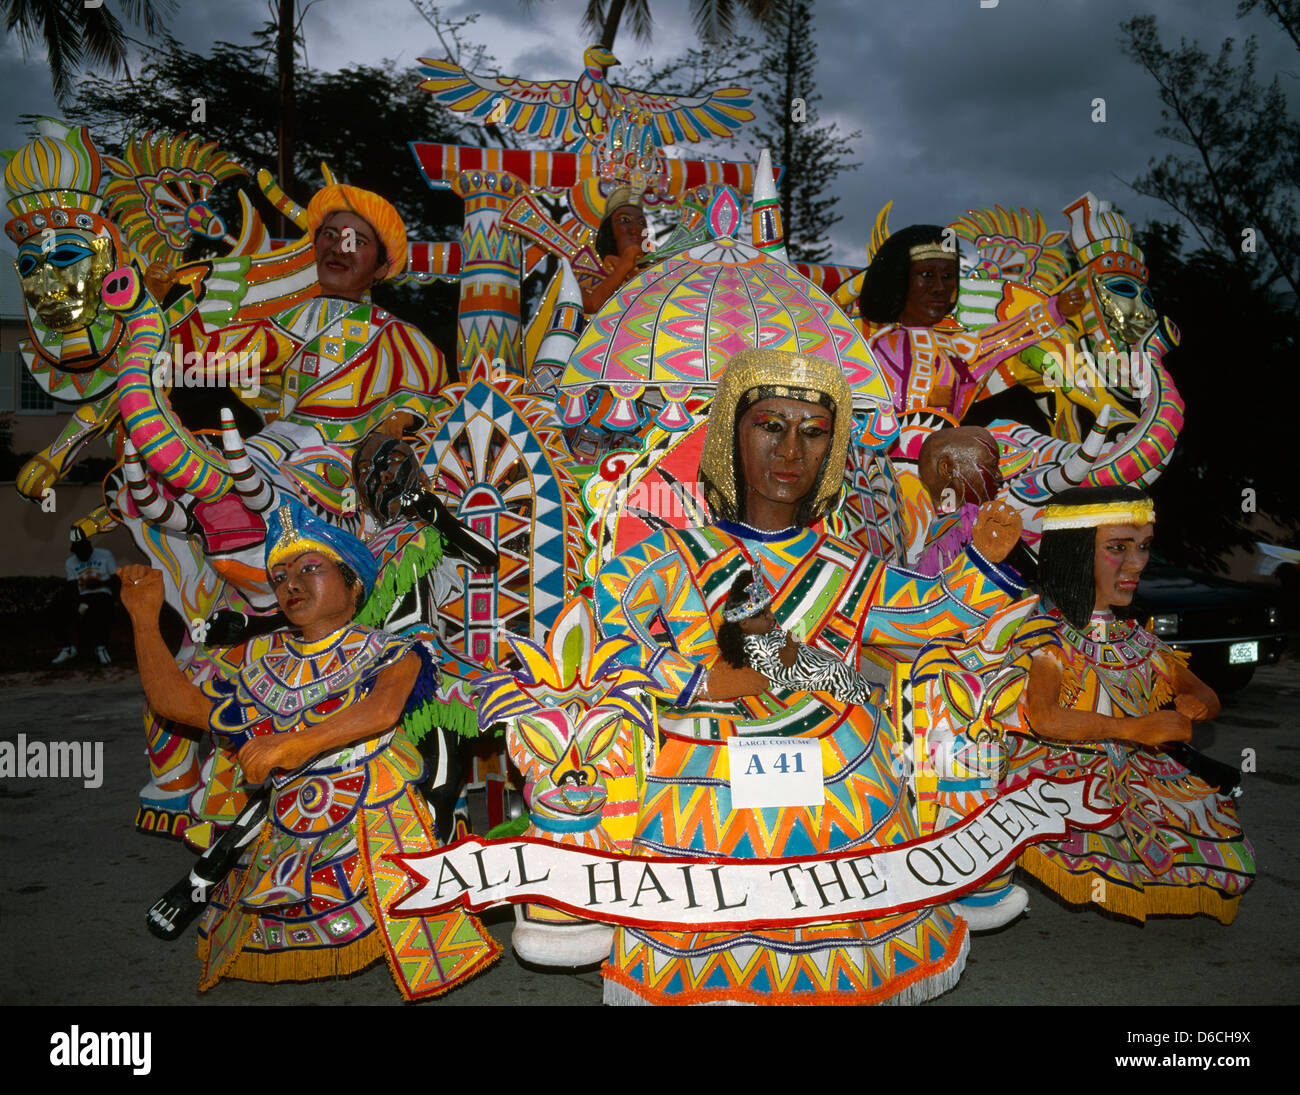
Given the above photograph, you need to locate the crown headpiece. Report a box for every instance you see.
[2,119,116,247]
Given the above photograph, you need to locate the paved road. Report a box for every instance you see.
[2,662,1296,1008]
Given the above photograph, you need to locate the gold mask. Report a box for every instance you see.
[15,230,113,332]
[1091,272,1156,349]
[699,347,851,525]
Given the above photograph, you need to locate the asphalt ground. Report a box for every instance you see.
[1,660,1296,1021]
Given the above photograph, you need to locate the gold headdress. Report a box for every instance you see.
[699,347,851,525]
[907,241,955,263]
[1041,498,1155,531]
[603,185,637,217]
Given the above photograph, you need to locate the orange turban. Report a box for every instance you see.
[305,184,407,279]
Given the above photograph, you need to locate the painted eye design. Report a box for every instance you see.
[1103,277,1138,298]
[17,253,37,277]
[47,242,94,267]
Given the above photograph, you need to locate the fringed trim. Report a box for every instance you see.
[1147,646,1191,709]
[1017,847,1242,924]
[884,917,968,1006]
[403,692,479,744]
[197,925,384,988]
[1148,669,1178,711]
[357,528,445,629]
[599,918,969,1007]
[401,642,443,727]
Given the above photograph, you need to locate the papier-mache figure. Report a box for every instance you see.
[1008,487,1255,922]
[594,346,1028,1005]
[717,569,881,707]
[582,186,650,315]
[908,424,1007,574]
[120,498,497,998]
[858,224,1086,419]
[145,182,448,446]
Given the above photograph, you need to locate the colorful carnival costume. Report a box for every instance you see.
[195,622,498,995]
[187,183,448,445]
[155,499,498,999]
[1010,608,1254,923]
[593,348,1026,1005]
[857,228,1073,419]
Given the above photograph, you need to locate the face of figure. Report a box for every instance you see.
[70,537,93,562]
[1093,522,1154,612]
[355,435,423,521]
[314,211,388,300]
[897,257,959,327]
[737,397,833,530]
[738,607,776,636]
[269,550,357,638]
[609,204,648,256]
[15,230,113,331]
[1091,273,1157,348]
[924,427,1003,509]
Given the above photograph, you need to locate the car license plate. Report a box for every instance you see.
[1229,641,1259,665]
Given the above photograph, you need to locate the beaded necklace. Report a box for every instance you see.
[1052,609,1176,717]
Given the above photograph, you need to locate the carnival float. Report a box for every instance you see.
[3,37,1249,1005]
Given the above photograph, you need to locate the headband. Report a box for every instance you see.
[1041,499,1156,531]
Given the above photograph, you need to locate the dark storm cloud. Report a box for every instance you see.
[3,0,1296,269]
[809,0,1300,262]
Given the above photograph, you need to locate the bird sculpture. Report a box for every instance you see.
[417,45,755,154]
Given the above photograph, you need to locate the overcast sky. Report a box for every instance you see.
[3,0,1297,271]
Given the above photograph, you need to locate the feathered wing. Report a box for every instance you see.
[417,58,578,139]
[618,83,756,145]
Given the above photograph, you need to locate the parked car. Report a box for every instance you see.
[1127,563,1287,692]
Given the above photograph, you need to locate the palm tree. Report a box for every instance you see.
[522,0,774,51]
[5,0,176,103]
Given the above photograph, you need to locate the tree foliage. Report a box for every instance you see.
[1138,221,1299,567]
[1119,8,1300,564]
[1120,14,1300,299]
[525,0,775,49]
[749,0,858,264]
[5,0,175,103]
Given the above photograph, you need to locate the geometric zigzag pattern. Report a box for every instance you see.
[359,787,499,1000]
[593,521,1013,1002]
[604,908,967,1006]
[594,523,1023,712]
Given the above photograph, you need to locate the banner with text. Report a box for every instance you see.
[390,774,1119,930]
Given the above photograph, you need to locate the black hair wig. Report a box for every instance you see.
[1037,485,1152,629]
[336,561,366,615]
[594,213,618,259]
[858,223,951,323]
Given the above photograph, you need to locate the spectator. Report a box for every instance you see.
[52,529,117,665]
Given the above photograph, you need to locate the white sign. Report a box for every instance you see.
[727,737,823,808]
[392,774,1120,930]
